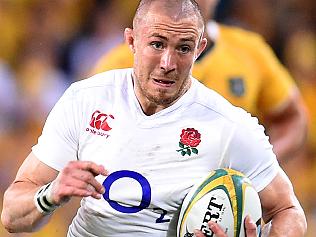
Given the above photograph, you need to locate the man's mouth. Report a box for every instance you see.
[153,78,175,86]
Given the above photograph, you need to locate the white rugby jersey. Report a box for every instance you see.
[32,68,279,237]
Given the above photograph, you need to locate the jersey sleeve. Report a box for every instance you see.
[93,44,134,74]
[221,111,280,192]
[32,84,81,171]
[252,36,296,115]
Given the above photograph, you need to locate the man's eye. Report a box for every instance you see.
[178,45,191,54]
[150,42,163,49]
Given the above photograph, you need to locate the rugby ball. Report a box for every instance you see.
[177,168,262,237]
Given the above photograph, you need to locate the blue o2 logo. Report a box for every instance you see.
[102,170,151,213]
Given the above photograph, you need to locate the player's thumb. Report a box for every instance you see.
[245,215,258,237]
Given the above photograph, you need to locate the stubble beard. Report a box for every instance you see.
[137,74,191,107]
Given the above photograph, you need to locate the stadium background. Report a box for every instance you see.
[0,0,315,236]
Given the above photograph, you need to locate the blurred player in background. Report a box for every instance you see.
[0,59,19,135]
[93,0,307,164]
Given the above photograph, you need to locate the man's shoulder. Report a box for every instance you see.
[93,44,133,74]
[70,68,132,93]
[218,23,269,50]
[218,23,263,41]
[193,80,253,124]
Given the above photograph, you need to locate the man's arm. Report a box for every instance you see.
[1,152,108,233]
[1,153,58,232]
[264,90,307,164]
[259,168,307,236]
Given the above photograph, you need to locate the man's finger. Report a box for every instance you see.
[208,221,227,237]
[193,230,205,237]
[194,221,228,237]
[244,216,258,237]
[72,171,105,195]
[70,161,108,176]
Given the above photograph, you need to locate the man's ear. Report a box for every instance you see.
[195,37,208,60]
[124,28,135,53]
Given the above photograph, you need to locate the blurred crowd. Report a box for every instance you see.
[0,0,315,236]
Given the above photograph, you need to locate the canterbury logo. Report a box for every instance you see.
[89,110,115,131]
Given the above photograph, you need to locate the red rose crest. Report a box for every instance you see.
[177,128,201,156]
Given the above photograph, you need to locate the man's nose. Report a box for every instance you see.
[160,49,176,72]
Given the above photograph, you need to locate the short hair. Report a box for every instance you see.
[133,0,204,30]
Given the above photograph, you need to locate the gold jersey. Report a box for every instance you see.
[298,80,316,150]
[93,23,295,118]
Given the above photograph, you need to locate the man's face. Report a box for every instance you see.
[127,7,206,110]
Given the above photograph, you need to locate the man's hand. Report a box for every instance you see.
[193,216,258,237]
[49,161,109,205]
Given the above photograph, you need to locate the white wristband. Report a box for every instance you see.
[34,182,59,215]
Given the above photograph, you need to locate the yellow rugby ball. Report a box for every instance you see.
[177,168,262,237]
